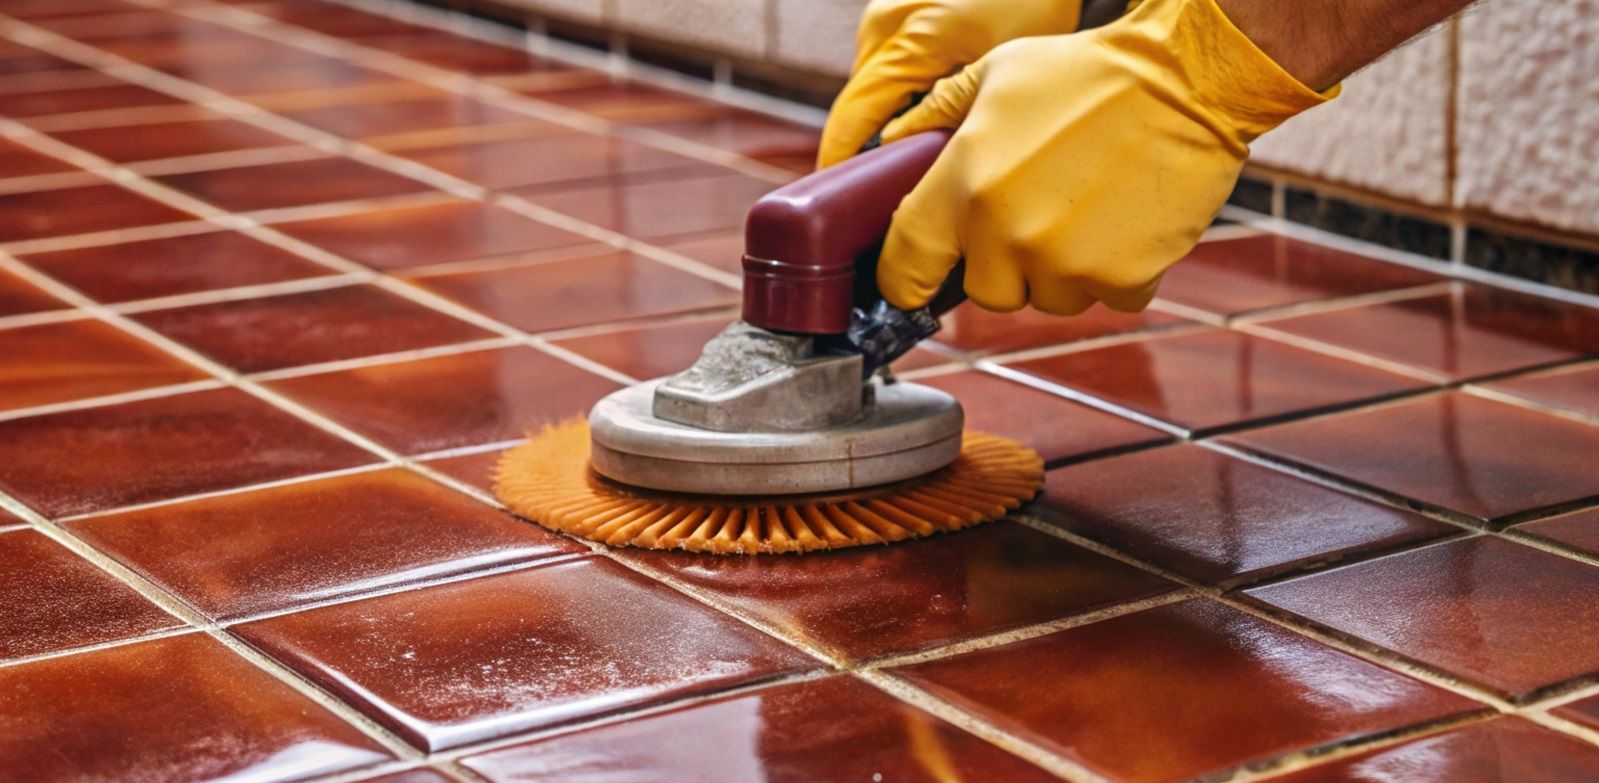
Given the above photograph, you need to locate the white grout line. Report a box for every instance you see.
[975,360,1191,438]
[53,461,398,524]
[0,378,227,423]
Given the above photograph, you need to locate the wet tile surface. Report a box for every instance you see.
[0,318,207,411]
[70,468,581,619]
[1009,329,1430,433]
[897,599,1480,783]
[1224,392,1599,522]
[1032,444,1456,586]
[1161,234,1442,314]
[236,558,815,750]
[460,675,1058,782]
[0,633,391,781]
[1265,718,1599,782]
[1245,536,1599,699]
[273,199,595,272]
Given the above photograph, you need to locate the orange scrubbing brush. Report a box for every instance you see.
[496,419,1044,555]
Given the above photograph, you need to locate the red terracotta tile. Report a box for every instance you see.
[359,32,571,75]
[167,58,400,97]
[0,267,65,316]
[514,169,775,240]
[281,95,545,139]
[1485,362,1599,420]
[0,387,376,518]
[252,2,435,37]
[235,558,814,750]
[919,370,1170,464]
[154,156,433,212]
[631,105,820,162]
[935,301,1194,357]
[656,229,744,274]
[551,314,732,380]
[0,318,207,411]
[19,229,336,303]
[0,78,185,118]
[897,599,1480,783]
[0,136,77,176]
[273,199,595,271]
[266,346,622,455]
[627,522,1174,661]
[0,633,391,781]
[0,183,195,242]
[1519,507,1599,559]
[412,251,738,333]
[1245,536,1599,699]
[1556,694,1599,731]
[1265,718,1599,783]
[1008,329,1429,433]
[69,467,581,619]
[348,770,456,783]
[1032,444,1454,586]
[460,675,1057,782]
[131,285,493,373]
[524,80,707,120]
[421,449,501,493]
[0,45,85,77]
[0,529,180,659]
[1257,284,1599,381]
[1161,234,1441,315]
[1223,392,1599,523]
[402,133,710,191]
[49,116,299,163]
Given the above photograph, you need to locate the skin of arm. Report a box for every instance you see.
[1217,0,1476,90]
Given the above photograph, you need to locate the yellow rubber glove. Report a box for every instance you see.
[877,0,1337,314]
[816,0,1083,169]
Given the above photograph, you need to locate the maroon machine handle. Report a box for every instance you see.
[741,130,953,335]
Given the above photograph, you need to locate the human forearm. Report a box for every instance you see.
[1217,0,1474,90]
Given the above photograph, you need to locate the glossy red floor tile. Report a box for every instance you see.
[18,229,336,303]
[460,675,1057,782]
[266,346,622,454]
[1266,718,1599,783]
[630,105,820,163]
[411,251,738,334]
[154,156,433,212]
[131,284,493,373]
[1245,536,1599,699]
[524,80,707,120]
[348,770,456,783]
[0,183,195,242]
[168,59,401,98]
[249,1,434,37]
[1032,444,1455,587]
[919,370,1171,465]
[1484,362,1599,420]
[420,449,499,493]
[0,387,375,517]
[272,199,595,271]
[655,229,744,274]
[280,94,545,140]
[0,136,77,176]
[401,132,710,192]
[360,32,572,75]
[0,529,180,660]
[0,633,391,781]
[49,115,299,163]
[513,169,776,240]
[1256,283,1599,381]
[0,318,207,410]
[70,467,580,619]
[0,267,65,316]
[897,599,1480,783]
[0,78,185,118]
[936,301,1194,357]
[1224,392,1599,523]
[626,522,1174,662]
[1008,329,1429,433]
[1161,234,1442,315]
[551,314,733,380]
[1555,694,1599,732]
[1518,507,1599,559]
[235,558,815,751]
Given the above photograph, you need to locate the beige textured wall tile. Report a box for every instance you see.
[1249,28,1452,206]
[521,0,611,26]
[1456,0,1599,235]
[612,0,767,59]
[772,0,868,75]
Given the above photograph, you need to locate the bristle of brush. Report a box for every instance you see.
[495,419,1044,555]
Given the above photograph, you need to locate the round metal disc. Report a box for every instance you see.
[587,380,964,495]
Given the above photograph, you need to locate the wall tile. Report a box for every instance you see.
[524,0,611,26]
[613,0,766,59]
[772,0,866,75]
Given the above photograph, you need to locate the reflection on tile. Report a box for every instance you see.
[281,94,542,139]
[460,675,1057,782]
[70,467,580,618]
[1266,718,1599,783]
[0,633,391,781]
[936,301,1192,357]
[0,267,65,316]
[919,370,1170,465]
[1032,445,1453,586]
[0,136,77,176]
[1223,392,1599,523]
[132,285,493,373]
[631,105,819,163]
[1484,362,1599,420]
[0,388,376,518]
[897,600,1479,783]
[421,449,501,493]
[167,59,399,97]
[273,199,594,271]
[1008,330,1429,433]
[1518,507,1599,559]
[551,315,732,381]
[154,156,432,212]
[49,116,299,163]
[514,170,774,240]
[360,32,572,75]
[267,346,622,455]
[525,80,707,120]
[19,229,336,304]
[1245,537,1599,699]
[627,523,1174,662]
[235,558,814,751]
[1162,235,1441,314]
[1257,284,1599,381]
[412,251,737,334]
[0,318,207,411]
[402,133,709,191]
[0,79,184,118]
[0,529,180,659]
[0,183,195,242]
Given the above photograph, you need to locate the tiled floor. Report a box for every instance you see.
[1,1,1598,782]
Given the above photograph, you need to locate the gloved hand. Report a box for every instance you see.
[816,0,1084,169]
[876,0,1337,314]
